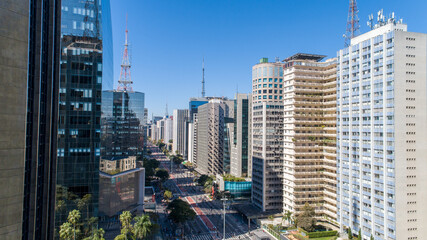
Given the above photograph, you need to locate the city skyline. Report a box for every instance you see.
[110,0,427,116]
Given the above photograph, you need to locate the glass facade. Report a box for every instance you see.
[55,0,113,232]
[224,181,252,199]
[101,91,145,157]
[189,99,208,121]
[99,168,144,217]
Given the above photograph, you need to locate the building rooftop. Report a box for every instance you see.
[283,53,326,62]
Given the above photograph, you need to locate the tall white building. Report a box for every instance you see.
[251,58,284,212]
[282,54,337,222]
[164,117,173,143]
[172,109,189,157]
[337,15,427,240]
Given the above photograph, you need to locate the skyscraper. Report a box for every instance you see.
[173,109,189,157]
[282,53,337,222]
[0,0,61,238]
[195,99,233,175]
[230,93,251,178]
[251,58,284,212]
[337,13,427,239]
[101,91,145,157]
[55,0,113,231]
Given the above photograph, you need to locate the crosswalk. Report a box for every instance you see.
[186,232,251,240]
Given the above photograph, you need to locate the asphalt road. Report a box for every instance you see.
[147,143,257,240]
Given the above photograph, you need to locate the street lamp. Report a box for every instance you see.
[221,191,231,240]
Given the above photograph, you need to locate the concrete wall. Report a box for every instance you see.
[0,0,29,238]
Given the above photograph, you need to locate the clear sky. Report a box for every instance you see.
[110,0,427,118]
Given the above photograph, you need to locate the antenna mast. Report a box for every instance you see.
[344,0,360,47]
[201,58,205,98]
[117,14,133,92]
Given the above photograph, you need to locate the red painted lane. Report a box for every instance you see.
[160,159,218,239]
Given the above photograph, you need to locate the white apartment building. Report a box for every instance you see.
[251,58,284,212]
[337,15,427,240]
[282,53,337,222]
[172,109,189,157]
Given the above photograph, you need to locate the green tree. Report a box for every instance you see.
[133,214,152,239]
[358,229,362,240]
[282,210,292,226]
[59,210,81,240]
[115,211,134,240]
[164,190,173,202]
[370,234,374,240]
[155,168,170,182]
[348,228,353,240]
[296,203,316,232]
[167,199,196,224]
[83,228,105,240]
[59,222,74,240]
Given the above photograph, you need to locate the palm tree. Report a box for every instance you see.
[68,210,81,240]
[83,228,105,240]
[133,214,152,239]
[115,211,133,240]
[281,210,292,226]
[59,222,74,240]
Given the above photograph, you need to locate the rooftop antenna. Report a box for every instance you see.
[367,14,374,30]
[202,57,206,98]
[117,14,133,92]
[343,0,360,47]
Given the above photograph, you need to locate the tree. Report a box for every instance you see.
[167,199,196,224]
[348,228,353,240]
[83,228,105,240]
[59,210,81,240]
[296,203,316,232]
[282,210,292,226]
[155,169,170,182]
[133,214,152,240]
[358,229,362,240]
[115,211,133,240]
[164,190,173,202]
[268,215,274,222]
[59,222,74,240]
[370,234,374,240]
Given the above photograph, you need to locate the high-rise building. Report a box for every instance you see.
[101,91,145,157]
[164,116,173,143]
[173,109,189,157]
[143,108,148,125]
[189,97,209,121]
[0,0,60,238]
[195,99,233,175]
[251,58,284,212]
[55,0,113,231]
[281,54,337,222]
[337,14,427,239]
[230,93,251,177]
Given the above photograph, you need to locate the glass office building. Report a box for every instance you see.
[101,91,145,157]
[55,0,113,231]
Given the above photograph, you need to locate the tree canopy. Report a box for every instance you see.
[167,199,196,224]
[296,203,316,232]
[155,168,170,182]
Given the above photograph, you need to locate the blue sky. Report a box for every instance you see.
[110,0,427,117]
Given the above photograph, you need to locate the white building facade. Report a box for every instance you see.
[337,18,427,240]
[172,109,189,157]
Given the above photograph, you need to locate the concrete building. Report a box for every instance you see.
[251,58,284,212]
[195,99,233,175]
[0,0,61,238]
[164,116,173,144]
[282,54,337,222]
[187,122,194,163]
[230,93,251,178]
[99,168,145,217]
[173,109,189,157]
[337,15,427,239]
